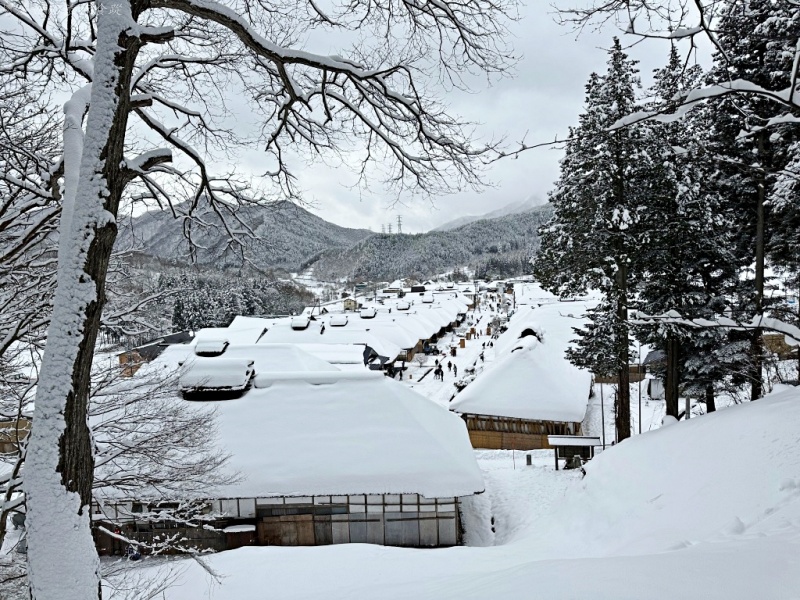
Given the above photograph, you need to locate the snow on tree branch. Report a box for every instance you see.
[630,310,800,345]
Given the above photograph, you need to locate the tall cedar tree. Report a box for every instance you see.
[635,47,737,416]
[705,0,800,399]
[535,38,652,442]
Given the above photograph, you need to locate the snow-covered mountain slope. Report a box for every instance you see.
[116,200,552,280]
[115,201,373,272]
[108,384,800,599]
[432,195,545,232]
[312,204,553,281]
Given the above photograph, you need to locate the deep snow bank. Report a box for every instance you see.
[530,384,800,560]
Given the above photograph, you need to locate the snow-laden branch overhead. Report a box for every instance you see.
[631,310,800,345]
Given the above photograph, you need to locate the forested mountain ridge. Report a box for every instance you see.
[311,204,553,281]
[118,201,552,280]
[116,201,374,272]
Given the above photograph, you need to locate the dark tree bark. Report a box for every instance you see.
[665,333,680,418]
[705,383,716,413]
[615,262,631,442]
[751,132,766,401]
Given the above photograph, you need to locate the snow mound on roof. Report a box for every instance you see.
[223,343,340,374]
[209,376,484,498]
[179,357,253,391]
[451,336,590,422]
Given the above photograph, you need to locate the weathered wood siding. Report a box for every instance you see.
[249,494,460,548]
[462,414,580,450]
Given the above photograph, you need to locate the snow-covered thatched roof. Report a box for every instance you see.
[211,374,484,498]
[450,337,590,423]
[136,344,483,498]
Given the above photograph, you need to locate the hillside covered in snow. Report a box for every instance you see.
[115,200,373,272]
[117,200,552,280]
[312,205,552,281]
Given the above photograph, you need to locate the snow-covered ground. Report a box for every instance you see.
[93,291,800,599]
[102,385,800,599]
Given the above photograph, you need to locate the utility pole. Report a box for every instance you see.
[381,224,386,234]
[387,222,393,234]
[397,215,402,234]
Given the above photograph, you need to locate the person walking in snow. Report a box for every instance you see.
[453,364,458,377]
[447,361,452,372]
[480,352,484,363]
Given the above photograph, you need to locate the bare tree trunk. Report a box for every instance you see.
[705,383,716,413]
[615,262,631,442]
[752,132,766,401]
[665,333,680,418]
[25,3,140,598]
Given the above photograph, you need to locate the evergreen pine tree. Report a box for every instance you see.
[635,46,737,416]
[535,38,652,442]
[705,0,800,399]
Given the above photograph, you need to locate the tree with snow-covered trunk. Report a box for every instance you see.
[1,361,237,556]
[1,0,516,597]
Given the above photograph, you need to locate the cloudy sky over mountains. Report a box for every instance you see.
[251,3,703,234]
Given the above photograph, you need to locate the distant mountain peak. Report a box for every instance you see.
[432,195,545,232]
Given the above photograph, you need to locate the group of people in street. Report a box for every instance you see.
[432,359,458,380]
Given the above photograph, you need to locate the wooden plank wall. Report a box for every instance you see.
[462,415,581,450]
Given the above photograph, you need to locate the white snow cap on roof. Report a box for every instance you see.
[179,357,254,392]
[451,333,591,423]
[194,339,229,356]
[204,377,485,498]
[330,314,348,327]
[291,316,311,330]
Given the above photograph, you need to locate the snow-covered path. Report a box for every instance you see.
[404,309,499,409]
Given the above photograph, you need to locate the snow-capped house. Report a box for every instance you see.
[94,345,484,552]
[451,335,592,450]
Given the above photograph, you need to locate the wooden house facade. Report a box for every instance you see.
[459,414,581,451]
[0,415,31,454]
[94,493,461,554]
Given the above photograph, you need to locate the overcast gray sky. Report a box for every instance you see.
[228,2,703,234]
[284,3,696,234]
